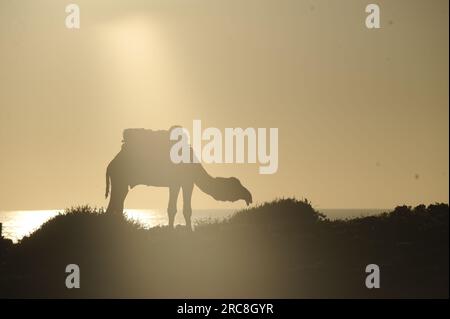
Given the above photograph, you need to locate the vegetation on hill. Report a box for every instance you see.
[0,199,448,298]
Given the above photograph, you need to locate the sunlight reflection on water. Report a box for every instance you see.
[0,209,235,243]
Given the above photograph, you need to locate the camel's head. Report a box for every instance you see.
[228,177,253,206]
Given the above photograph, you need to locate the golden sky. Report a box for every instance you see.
[0,0,448,210]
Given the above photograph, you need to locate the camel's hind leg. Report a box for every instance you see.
[182,183,194,230]
[168,185,180,228]
[106,179,128,216]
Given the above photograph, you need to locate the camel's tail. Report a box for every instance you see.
[105,166,111,199]
[194,165,252,205]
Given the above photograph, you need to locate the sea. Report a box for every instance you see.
[0,208,389,243]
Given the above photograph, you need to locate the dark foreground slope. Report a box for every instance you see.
[0,199,448,298]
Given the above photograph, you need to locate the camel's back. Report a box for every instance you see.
[117,127,195,185]
[122,128,170,147]
[121,128,173,160]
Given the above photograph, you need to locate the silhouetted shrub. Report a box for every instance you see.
[230,198,326,226]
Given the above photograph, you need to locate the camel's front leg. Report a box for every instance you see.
[168,185,180,228]
[106,180,128,216]
[182,183,194,230]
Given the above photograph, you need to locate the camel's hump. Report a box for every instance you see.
[121,128,181,155]
[120,127,184,165]
[122,127,182,143]
[122,128,170,144]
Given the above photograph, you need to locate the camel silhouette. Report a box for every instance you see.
[105,128,252,229]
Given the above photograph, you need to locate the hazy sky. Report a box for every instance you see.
[0,0,448,210]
